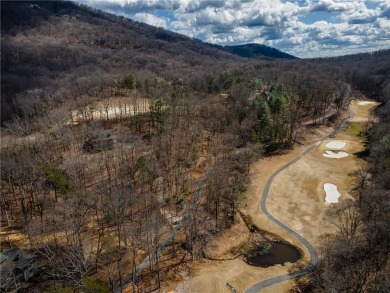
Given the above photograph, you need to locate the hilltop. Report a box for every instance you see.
[220,43,297,60]
[1,0,296,124]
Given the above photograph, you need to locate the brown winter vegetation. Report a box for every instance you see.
[1,1,390,292]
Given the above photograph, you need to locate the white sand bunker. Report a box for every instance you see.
[358,101,377,106]
[326,141,346,149]
[323,150,349,159]
[324,183,341,203]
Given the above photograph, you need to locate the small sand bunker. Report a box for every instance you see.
[358,101,377,106]
[324,183,341,203]
[326,141,346,149]
[323,150,349,159]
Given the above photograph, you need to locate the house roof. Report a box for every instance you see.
[15,254,35,270]
[0,253,15,279]
[0,247,36,276]
[0,253,8,264]
[2,247,21,261]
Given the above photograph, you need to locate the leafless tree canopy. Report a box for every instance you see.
[1,1,390,292]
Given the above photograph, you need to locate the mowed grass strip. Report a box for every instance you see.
[345,122,362,136]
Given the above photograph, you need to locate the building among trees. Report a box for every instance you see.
[0,248,37,291]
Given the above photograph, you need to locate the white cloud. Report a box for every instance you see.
[311,0,357,12]
[133,12,168,28]
[77,0,390,58]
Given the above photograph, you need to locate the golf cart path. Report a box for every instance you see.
[245,109,356,293]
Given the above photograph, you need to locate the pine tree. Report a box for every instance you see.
[123,73,137,90]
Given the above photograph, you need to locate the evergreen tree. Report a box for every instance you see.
[123,73,137,90]
[256,100,273,143]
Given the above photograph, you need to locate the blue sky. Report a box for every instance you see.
[76,0,390,58]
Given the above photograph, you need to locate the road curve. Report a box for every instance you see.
[245,109,355,293]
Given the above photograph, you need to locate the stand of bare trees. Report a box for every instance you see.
[3,3,379,291]
[300,58,390,293]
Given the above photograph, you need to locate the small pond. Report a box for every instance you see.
[245,241,301,267]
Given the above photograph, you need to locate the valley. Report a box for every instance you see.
[1,2,389,293]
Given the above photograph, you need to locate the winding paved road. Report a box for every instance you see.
[245,109,355,293]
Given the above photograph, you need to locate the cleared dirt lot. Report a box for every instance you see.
[173,100,378,293]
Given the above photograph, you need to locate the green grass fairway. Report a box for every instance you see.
[346,123,362,136]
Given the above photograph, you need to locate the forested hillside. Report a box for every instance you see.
[314,50,390,102]
[220,43,297,60]
[1,0,243,124]
[297,50,390,293]
[1,1,389,292]
[1,1,295,126]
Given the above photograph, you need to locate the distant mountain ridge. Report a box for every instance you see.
[218,43,297,59]
[0,0,295,60]
[0,0,331,124]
